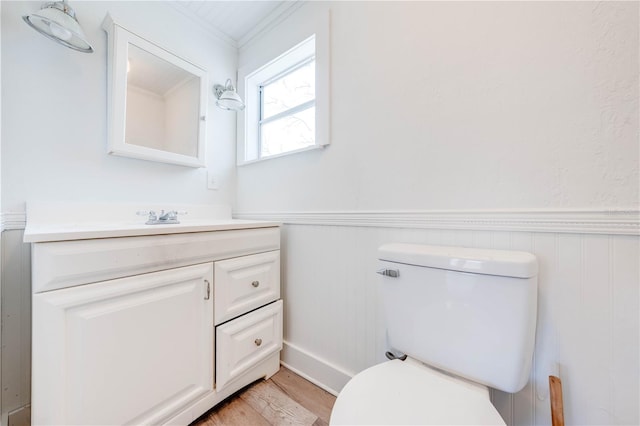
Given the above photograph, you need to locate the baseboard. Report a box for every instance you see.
[281,341,354,396]
[7,404,31,426]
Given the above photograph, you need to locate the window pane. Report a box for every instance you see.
[262,60,315,119]
[260,106,315,157]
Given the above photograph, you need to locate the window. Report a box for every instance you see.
[259,58,316,158]
[238,27,329,165]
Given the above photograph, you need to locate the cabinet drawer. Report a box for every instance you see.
[216,300,283,390]
[214,250,280,324]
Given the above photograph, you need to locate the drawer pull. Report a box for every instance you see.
[254,338,262,346]
[252,280,260,288]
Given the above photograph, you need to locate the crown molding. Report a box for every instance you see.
[165,1,305,51]
[238,1,305,50]
[165,2,238,49]
[233,209,640,236]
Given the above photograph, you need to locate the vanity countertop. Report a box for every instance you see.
[24,219,279,243]
[23,203,279,243]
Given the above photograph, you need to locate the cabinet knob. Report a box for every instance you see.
[252,280,260,288]
[254,338,262,346]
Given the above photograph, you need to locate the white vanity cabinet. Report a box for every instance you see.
[28,223,282,426]
[33,263,215,425]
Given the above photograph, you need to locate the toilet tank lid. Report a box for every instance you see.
[378,243,538,278]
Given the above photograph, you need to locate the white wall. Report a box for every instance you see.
[237,2,639,426]
[237,1,638,212]
[1,1,238,213]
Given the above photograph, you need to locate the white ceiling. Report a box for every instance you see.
[171,1,290,46]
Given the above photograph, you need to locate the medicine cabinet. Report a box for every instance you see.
[103,15,208,167]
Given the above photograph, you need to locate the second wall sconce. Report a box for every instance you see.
[213,79,245,112]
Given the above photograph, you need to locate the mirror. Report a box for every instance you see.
[103,15,207,167]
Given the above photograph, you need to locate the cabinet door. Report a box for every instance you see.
[215,250,280,324]
[32,263,214,425]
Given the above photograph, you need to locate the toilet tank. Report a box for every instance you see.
[378,243,538,393]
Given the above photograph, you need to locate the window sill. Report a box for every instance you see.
[237,144,326,167]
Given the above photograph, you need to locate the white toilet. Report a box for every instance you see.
[330,243,538,425]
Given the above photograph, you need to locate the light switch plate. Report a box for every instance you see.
[207,171,219,190]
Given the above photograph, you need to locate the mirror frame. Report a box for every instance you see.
[103,14,208,168]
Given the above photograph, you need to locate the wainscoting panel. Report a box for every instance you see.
[1,229,32,426]
[2,211,638,426]
[277,222,639,426]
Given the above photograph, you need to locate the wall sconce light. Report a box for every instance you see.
[213,79,245,111]
[23,0,94,53]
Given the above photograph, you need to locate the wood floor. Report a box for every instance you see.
[192,367,337,426]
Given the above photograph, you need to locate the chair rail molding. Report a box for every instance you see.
[1,212,27,231]
[234,208,640,236]
[5,209,639,235]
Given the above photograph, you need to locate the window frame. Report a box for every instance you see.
[236,11,330,166]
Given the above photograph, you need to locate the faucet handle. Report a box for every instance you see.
[173,211,188,219]
[167,211,188,220]
[136,210,157,221]
[167,211,188,219]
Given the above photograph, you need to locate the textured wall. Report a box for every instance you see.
[237,1,639,212]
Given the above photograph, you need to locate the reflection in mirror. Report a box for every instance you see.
[126,43,199,157]
[103,14,207,168]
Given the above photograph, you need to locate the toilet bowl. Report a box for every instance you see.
[330,358,505,425]
[329,243,538,425]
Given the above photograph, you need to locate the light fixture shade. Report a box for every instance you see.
[214,79,245,111]
[23,1,94,53]
[217,90,245,111]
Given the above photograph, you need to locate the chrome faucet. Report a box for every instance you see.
[137,210,184,225]
[158,210,177,221]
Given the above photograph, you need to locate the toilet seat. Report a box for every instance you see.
[330,358,506,425]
